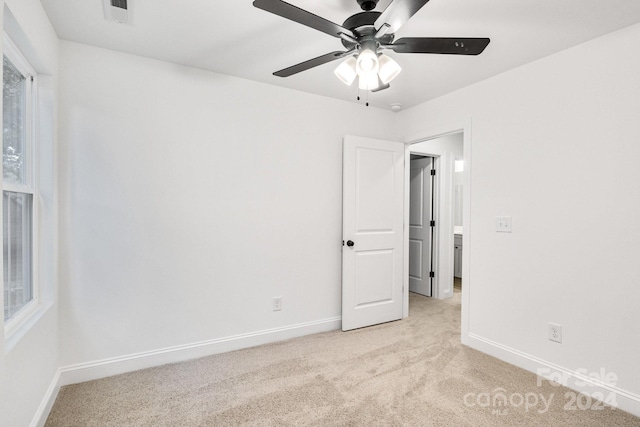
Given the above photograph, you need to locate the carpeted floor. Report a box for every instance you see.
[46,292,640,426]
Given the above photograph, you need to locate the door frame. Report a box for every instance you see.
[402,118,473,345]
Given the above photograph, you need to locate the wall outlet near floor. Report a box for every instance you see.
[272,296,282,311]
[549,323,562,343]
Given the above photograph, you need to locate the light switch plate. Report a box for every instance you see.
[496,216,512,233]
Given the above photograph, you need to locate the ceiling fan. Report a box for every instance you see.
[253,0,490,93]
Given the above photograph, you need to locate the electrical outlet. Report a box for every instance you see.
[549,323,562,343]
[272,296,282,311]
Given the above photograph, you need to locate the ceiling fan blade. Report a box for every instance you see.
[374,0,430,33]
[273,51,353,77]
[391,37,490,55]
[253,0,355,39]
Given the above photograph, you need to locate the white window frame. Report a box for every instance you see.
[2,33,39,338]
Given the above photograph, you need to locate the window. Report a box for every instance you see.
[2,34,37,328]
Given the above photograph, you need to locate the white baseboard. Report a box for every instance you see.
[466,332,640,418]
[30,369,61,427]
[31,316,340,426]
[59,316,341,387]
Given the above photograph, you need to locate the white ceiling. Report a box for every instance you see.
[40,0,640,110]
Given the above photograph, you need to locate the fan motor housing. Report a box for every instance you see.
[341,12,394,49]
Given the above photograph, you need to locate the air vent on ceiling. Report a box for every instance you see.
[103,0,131,24]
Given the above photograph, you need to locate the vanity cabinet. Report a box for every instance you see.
[454,234,463,278]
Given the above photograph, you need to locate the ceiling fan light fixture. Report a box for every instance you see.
[253,0,490,96]
[334,56,357,86]
[378,54,402,84]
[356,49,379,77]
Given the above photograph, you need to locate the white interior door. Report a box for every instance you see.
[342,135,404,331]
[409,157,433,297]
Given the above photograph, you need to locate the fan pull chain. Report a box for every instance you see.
[356,86,368,107]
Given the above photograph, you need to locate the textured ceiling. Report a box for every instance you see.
[41,0,640,110]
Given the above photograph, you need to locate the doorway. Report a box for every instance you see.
[402,121,471,342]
[408,132,463,301]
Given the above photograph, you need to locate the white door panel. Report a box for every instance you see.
[409,157,433,297]
[342,135,404,331]
[408,239,423,278]
[355,149,396,231]
[409,166,424,226]
[355,250,394,306]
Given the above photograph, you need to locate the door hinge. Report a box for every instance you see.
[430,220,436,227]
[429,271,435,278]
[430,169,436,176]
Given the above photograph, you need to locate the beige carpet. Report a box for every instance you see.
[46,293,639,426]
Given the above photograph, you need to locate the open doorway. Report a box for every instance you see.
[408,132,463,300]
[402,120,472,343]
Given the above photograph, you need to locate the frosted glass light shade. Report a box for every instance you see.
[356,49,379,77]
[358,73,379,91]
[378,54,402,84]
[334,57,357,86]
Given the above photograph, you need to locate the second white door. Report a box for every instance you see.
[409,156,433,297]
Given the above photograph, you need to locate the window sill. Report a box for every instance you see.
[4,300,53,354]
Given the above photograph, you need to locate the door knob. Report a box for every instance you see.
[346,240,355,247]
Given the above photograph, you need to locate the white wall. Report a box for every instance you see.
[0,1,59,426]
[57,41,396,370]
[412,133,463,159]
[397,22,640,414]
